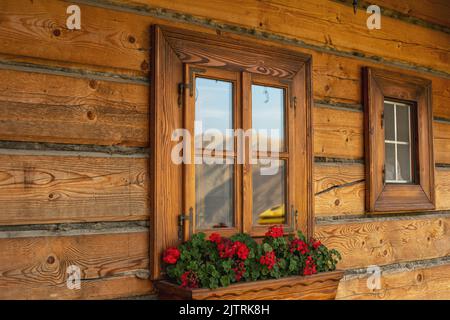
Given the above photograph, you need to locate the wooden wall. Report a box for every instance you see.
[0,0,448,299]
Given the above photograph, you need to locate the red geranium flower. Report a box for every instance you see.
[290,238,309,255]
[233,241,249,261]
[209,233,221,244]
[233,261,246,282]
[311,238,322,250]
[162,247,180,264]
[217,238,235,259]
[259,251,277,270]
[303,256,317,275]
[265,225,284,238]
[180,271,199,288]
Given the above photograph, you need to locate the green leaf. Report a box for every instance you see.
[263,243,273,253]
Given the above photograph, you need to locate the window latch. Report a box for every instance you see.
[178,207,193,241]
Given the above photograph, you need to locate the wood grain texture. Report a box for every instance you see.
[149,26,183,279]
[311,51,450,121]
[336,262,450,300]
[436,168,450,210]
[112,0,450,73]
[0,232,151,299]
[313,105,450,164]
[315,215,450,269]
[0,274,153,300]
[0,0,150,76]
[315,163,365,217]
[313,107,363,159]
[435,122,450,164]
[0,69,148,146]
[0,154,148,225]
[372,0,450,28]
[1,0,449,121]
[314,164,450,217]
[156,270,344,300]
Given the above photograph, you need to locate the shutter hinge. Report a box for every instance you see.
[382,164,386,183]
[381,111,384,128]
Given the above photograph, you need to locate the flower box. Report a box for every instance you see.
[155,270,344,300]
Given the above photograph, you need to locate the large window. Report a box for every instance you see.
[150,25,313,278]
[185,68,299,238]
[364,67,435,213]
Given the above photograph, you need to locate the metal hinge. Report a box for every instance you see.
[382,164,386,183]
[291,205,298,227]
[178,207,193,241]
[381,111,384,128]
[291,96,297,110]
[177,67,206,107]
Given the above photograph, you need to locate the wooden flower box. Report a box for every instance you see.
[155,270,344,300]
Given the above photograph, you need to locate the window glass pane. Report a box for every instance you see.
[397,144,411,182]
[251,85,284,152]
[195,78,233,151]
[384,102,395,141]
[385,143,395,181]
[252,160,286,225]
[396,104,410,142]
[195,161,234,229]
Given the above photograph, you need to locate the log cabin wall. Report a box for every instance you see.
[0,0,448,299]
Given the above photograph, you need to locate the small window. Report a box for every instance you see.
[364,67,435,212]
[383,101,416,184]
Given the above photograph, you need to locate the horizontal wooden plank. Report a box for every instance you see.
[312,51,450,121]
[0,231,151,299]
[314,163,365,217]
[314,106,450,163]
[113,0,450,73]
[313,107,363,159]
[315,215,450,269]
[2,0,448,121]
[0,69,148,146]
[436,168,450,211]
[315,164,450,217]
[0,153,148,225]
[0,0,149,76]
[435,122,450,164]
[372,0,450,28]
[1,274,153,300]
[337,262,450,300]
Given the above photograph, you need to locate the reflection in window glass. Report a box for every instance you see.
[251,85,285,152]
[195,161,234,229]
[384,102,395,141]
[397,144,411,182]
[385,143,396,181]
[195,78,233,151]
[252,160,286,225]
[384,100,412,183]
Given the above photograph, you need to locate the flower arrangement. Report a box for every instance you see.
[162,226,341,289]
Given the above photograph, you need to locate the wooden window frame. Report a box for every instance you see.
[150,25,313,279]
[363,67,435,213]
